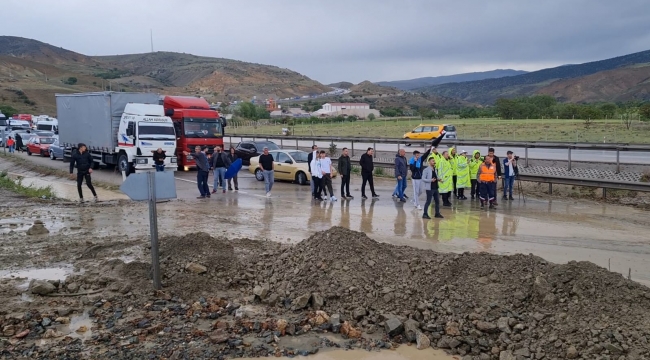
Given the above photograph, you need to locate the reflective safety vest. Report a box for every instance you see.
[479,163,496,182]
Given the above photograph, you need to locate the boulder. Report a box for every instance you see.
[384,318,404,337]
[311,293,324,309]
[416,331,430,350]
[185,263,207,274]
[566,346,578,359]
[352,307,367,320]
[497,317,511,334]
[294,293,311,309]
[253,284,270,299]
[445,322,461,336]
[499,350,516,360]
[404,319,420,342]
[26,222,49,236]
[30,280,56,295]
[476,321,498,333]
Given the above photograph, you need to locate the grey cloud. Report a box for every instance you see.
[2,0,649,84]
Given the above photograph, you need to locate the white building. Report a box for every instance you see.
[322,103,370,112]
[314,102,379,119]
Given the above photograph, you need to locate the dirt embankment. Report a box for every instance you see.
[3,227,650,359]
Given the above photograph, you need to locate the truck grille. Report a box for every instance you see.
[187,145,215,154]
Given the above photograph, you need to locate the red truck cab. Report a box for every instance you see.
[162,96,226,170]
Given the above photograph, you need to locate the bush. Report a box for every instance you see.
[64,77,78,85]
[367,113,376,121]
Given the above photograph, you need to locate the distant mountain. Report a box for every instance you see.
[536,63,650,102]
[0,36,331,114]
[376,69,528,90]
[419,49,650,104]
[327,81,354,89]
[348,80,401,96]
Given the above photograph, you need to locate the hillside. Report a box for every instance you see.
[536,63,650,102]
[327,81,354,89]
[376,69,527,90]
[420,49,650,104]
[0,36,332,114]
[348,81,401,97]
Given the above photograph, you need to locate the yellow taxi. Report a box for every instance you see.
[249,150,337,185]
[403,124,456,140]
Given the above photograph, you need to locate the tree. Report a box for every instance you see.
[600,103,618,118]
[367,113,376,121]
[0,105,18,116]
[64,77,78,85]
[639,103,650,121]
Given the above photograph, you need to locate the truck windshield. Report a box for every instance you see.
[138,124,176,140]
[183,118,222,138]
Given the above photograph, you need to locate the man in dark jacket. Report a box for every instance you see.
[394,149,408,202]
[152,148,166,172]
[337,147,353,199]
[360,148,378,199]
[15,133,24,153]
[69,143,97,203]
[183,146,211,198]
[227,146,239,191]
[211,146,232,194]
[487,148,502,205]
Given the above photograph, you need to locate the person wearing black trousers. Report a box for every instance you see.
[360,148,379,199]
[69,143,98,203]
[487,147,502,205]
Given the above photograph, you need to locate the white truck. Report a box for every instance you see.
[57,92,177,175]
[35,117,58,133]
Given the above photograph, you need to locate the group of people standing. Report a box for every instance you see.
[394,132,519,219]
[183,145,241,198]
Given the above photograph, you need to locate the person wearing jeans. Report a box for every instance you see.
[409,150,423,209]
[394,149,408,202]
[183,146,211,198]
[502,150,518,200]
[421,157,443,219]
[211,146,231,194]
[258,147,275,197]
[7,137,15,153]
[152,148,166,172]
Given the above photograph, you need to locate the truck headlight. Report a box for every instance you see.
[136,158,148,164]
[171,157,177,163]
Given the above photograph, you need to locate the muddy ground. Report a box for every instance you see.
[2,155,650,359]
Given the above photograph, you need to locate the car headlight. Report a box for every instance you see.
[186,155,193,160]
[171,157,177,163]
[136,158,148,164]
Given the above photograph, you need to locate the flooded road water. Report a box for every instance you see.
[3,155,650,287]
[241,346,456,360]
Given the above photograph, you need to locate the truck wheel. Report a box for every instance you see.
[118,154,131,176]
[296,171,307,185]
[254,169,264,181]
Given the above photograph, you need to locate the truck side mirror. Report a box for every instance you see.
[220,116,227,128]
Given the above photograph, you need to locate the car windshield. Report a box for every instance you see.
[257,142,279,151]
[138,124,176,140]
[444,125,456,132]
[183,118,222,138]
[39,137,55,144]
[289,151,309,163]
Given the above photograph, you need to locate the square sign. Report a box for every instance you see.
[120,171,177,201]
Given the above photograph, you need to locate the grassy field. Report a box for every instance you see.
[0,171,55,199]
[227,118,650,143]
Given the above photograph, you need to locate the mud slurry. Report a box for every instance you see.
[2,227,650,359]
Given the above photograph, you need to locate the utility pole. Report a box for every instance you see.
[150,29,154,52]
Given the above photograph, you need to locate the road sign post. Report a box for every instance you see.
[120,171,176,290]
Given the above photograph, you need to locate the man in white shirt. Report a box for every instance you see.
[308,145,319,199]
[320,151,337,201]
[310,150,324,201]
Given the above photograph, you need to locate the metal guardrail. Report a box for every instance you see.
[362,160,650,197]
[227,134,650,174]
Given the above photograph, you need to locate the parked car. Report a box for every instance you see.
[26,136,56,157]
[248,150,337,185]
[234,141,280,165]
[48,137,65,160]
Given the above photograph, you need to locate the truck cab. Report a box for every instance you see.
[35,118,59,134]
[116,103,177,174]
[161,96,227,171]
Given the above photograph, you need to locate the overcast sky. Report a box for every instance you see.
[3,0,650,84]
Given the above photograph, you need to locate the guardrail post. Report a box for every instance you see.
[603,188,607,198]
[524,146,529,168]
[549,183,553,195]
[568,147,572,171]
[374,141,376,152]
[280,138,283,149]
[616,148,620,174]
[296,139,298,150]
[351,140,354,156]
